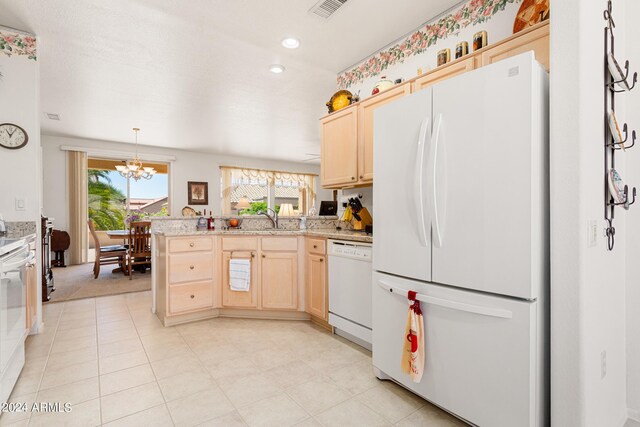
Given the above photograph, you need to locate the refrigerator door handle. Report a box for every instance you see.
[377,280,513,319]
[429,114,444,248]
[413,117,430,247]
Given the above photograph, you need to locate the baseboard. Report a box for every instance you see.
[161,308,310,326]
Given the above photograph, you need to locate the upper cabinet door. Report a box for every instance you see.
[412,58,474,93]
[373,89,433,282]
[481,22,549,71]
[320,107,358,188]
[358,85,411,183]
[430,53,548,300]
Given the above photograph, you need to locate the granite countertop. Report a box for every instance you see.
[154,228,372,243]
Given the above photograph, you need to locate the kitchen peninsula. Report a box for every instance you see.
[151,216,371,327]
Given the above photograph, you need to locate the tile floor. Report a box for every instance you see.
[1,291,467,427]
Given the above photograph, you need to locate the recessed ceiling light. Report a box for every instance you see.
[46,113,60,120]
[281,37,300,49]
[269,64,286,74]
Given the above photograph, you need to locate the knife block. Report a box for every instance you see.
[353,208,372,231]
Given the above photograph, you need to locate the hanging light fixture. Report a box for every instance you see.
[115,128,156,181]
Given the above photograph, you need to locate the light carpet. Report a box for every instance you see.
[48,262,151,303]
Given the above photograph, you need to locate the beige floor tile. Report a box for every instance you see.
[40,360,98,390]
[204,357,260,381]
[249,347,298,370]
[22,343,50,361]
[143,341,193,362]
[28,397,101,427]
[103,404,174,427]
[97,319,136,333]
[395,403,468,427]
[99,338,144,359]
[36,377,99,406]
[54,325,97,341]
[98,328,139,345]
[194,343,243,364]
[237,393,308,427]
[50,334,97,354]
[315,398,390,427]
[304,346,369,373]
[167,387,235,427]
[265,360,317,389]
[327,361,380,395]
[157,368,217,402]
[100,364,156,396]
[57,317,97,331]
[286,377,351,415]
[9,371,43,397]
[356,383,425,424]
[293,418,323,426]
[100,382,165,423]
[46,347,98,370]
[150,352,204,380]
[99,349,149,375]
[20,356,48,377]
[97,311,131,324]
[218,372,283,408]
[196,411,247,427]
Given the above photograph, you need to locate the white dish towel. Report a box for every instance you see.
[229,259,251,291]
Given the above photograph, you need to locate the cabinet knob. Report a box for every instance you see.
[359,175,363,179]
[189,242,195,247]
[351,176,356,180]
[262,254,266,258]
[313,245,317,249]
[251,253,255,258]
[190,294,195,299]
[320,258,324,262]
[189,265,194,270]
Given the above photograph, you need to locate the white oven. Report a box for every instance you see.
[0,242,32,404]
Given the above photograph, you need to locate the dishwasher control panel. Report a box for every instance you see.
[328,240,372,261]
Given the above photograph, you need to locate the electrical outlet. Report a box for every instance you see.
[601,350,607,379]
[588,220,598,247]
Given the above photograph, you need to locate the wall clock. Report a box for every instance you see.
[0,123,29,149]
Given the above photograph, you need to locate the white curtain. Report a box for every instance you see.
[68,151,88,265]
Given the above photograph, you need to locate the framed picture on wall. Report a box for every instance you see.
[187,181,208,205]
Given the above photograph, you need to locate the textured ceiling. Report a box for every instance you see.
[0,0,462,162]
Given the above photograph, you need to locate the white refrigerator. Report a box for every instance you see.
[372,52,549,427]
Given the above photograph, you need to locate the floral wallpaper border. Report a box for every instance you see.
[337,0,521,89]
[0,28,37,60]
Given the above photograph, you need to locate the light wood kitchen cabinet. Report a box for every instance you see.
[169,281,215,314]
[358,84,412,183]
[221,250,258,308]
[412,58,475,92]
[320,106,359,188]
[25,259,37,332]
[481,22,549,71]
[260,252,298,310]
[305,238,327,320]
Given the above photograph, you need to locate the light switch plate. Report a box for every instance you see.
[15,198,26,211]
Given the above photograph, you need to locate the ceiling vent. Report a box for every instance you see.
[309,0,349,20]
[46,113,60,120]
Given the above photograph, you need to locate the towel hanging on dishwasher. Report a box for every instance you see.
[229,258,251,291]
[401,290,424,383]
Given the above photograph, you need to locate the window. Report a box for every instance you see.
[220,166,316,216]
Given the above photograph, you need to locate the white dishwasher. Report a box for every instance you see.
[328,239,373,349]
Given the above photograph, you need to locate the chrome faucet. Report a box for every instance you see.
[258,208,278,229]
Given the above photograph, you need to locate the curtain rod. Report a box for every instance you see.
[219,165,318,177]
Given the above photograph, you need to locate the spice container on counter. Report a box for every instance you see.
[437,48,451,66]
[473,31,488,51]
[455,41,469,59]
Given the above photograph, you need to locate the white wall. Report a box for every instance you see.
[339,2,522,98]
[41,134,331,234]
[551,1,628,425]
[0,31,41,222]
[625,0,640,421]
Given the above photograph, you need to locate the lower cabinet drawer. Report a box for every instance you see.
[169,282,214,314]
[169,237,213,253]
[169,252,214,284]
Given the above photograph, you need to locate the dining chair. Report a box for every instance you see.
[87,219,126,279]
[128,221,152,280]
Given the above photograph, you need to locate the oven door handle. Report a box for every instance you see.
[1,251,34,273]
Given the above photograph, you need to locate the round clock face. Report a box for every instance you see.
[0,123,29,149]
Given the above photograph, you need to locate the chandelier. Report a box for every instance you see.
[115,128,156,181]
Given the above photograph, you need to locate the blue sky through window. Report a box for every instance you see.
[106,170,168,199]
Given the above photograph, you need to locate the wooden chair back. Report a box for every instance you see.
[129,221,151,256]
[87,219,101,252]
